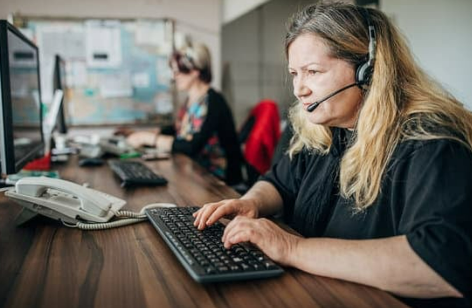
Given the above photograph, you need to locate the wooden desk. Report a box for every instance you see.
[0,154,408,308]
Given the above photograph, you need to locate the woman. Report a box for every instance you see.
[127,42,243,185]
[193,3,472,307]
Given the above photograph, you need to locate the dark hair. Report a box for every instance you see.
[170,43,212,83]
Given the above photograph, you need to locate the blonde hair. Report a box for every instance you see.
[176,42,213,83]
[285,2,472,209]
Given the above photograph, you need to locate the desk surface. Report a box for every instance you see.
[0,154,408,308]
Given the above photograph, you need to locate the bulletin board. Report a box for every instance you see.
[13,15,175,126]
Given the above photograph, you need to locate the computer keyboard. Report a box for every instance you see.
[145,206,284,283]
[108,160,168,187]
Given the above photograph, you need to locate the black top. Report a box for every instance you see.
[261,128,472,308]
[168,88,243,185]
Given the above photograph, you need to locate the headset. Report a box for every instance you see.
[355,7,377,86]
[307,7,377,112]
[173,50,196,74]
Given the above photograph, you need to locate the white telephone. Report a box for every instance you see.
[3,177,175,230]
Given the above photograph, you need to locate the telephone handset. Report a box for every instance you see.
[5,177,125,224]
[3,177,176,230]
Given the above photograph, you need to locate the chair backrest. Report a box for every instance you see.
[240,100,281,179]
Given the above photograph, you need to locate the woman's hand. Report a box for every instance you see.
[222,216,301,266]
[114,126,135,137]
[193,199,260,230]
[156,135,174,152]
[126,131,157,148]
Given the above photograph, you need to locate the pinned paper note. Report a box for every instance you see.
[99,73,132,98]
[85,21,122,68]
[132,72,150,88]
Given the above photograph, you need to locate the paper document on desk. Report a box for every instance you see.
[142,148,171,160]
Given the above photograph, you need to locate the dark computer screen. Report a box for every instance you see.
[0,20,44,176]
[53,54,67,134]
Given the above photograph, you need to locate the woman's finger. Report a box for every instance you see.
[193,202,218,226]
[205,202,237,226]
[224,228,252,249]
[196,202,225,230]
[222,216,249,242]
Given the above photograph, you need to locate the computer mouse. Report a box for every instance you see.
[79,158,105,167]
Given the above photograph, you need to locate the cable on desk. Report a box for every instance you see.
[61,203,176,230]
[63,217,147,230]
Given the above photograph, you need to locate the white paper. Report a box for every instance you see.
[99,73,132,98]
[69,61,88,87]
[85,21,122,68]
[136,20,172,55]
[132,72,150,88]
[37,24,85,59]
[136,21,165,47]
[156,57,172,85]
[33,23,85,104]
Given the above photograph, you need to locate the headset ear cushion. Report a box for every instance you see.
[356,62,373,86]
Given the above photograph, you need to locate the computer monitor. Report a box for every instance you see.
[53,54,67,134]
[0,20,44,176]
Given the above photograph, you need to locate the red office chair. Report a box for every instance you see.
[239,99,281,187]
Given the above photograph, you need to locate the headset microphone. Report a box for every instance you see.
[306,82,358,112]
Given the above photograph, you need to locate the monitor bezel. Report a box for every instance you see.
[0,20,44,176]
[53,55,67,134]
[53,54,68,134]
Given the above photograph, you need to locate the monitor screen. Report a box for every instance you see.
[53,54,68,134]
[0,21,44,176]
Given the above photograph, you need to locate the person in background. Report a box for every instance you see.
[126,42,243,185]
[193,2,472,307]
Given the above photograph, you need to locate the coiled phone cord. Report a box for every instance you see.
[63,217,147,230]
[62,203,176,230]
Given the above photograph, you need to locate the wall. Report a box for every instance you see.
[222,0,315,127]
[381,0,472,110]
[223,0,271,24]
[0,0,222,89]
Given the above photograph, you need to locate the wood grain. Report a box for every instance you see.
[0,154,408,308]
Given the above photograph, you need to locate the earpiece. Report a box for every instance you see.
[355,7,376,87]
[175,45,199,73]
[355,60,373,86]
[174,52,194,74]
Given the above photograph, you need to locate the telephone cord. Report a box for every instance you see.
[62,217,147,230]
[61,203,176,230]
[114,210,147,219]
